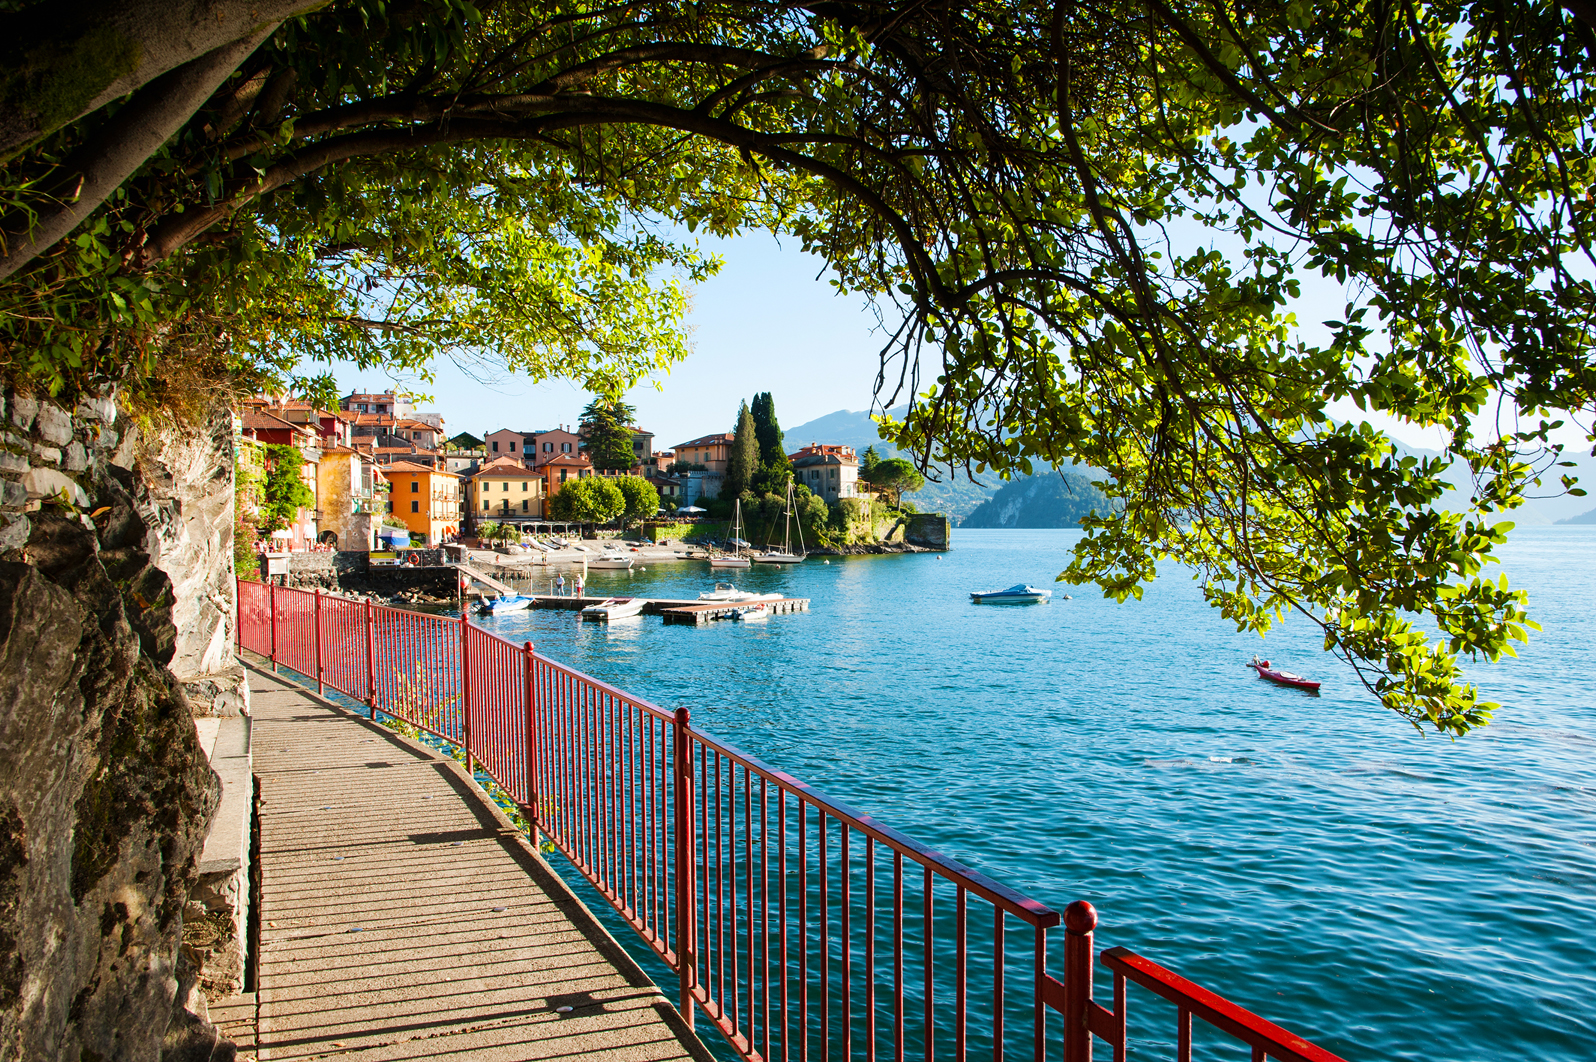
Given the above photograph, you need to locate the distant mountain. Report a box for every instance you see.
[1557,506,1596,524]
[960,472,1110,528]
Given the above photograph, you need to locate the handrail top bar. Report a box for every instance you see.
[688,727,1061,928]
[1100,947,1352,1062]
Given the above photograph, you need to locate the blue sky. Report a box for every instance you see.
[328,232,895,448]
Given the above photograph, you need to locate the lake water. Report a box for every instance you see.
[466,527,1596,1061]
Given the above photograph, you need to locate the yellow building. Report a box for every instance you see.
[383,460,461,545]
[472,457,546,524]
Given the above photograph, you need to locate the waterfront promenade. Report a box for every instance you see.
[233,667,711,1061]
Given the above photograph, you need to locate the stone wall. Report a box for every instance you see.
[904,513,952,549]
[0,386,243,1059]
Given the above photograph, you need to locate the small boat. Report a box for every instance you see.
[474,593,534,616]
[752,482,807,564]
[586,553,635,570]
[969,584,1053,604]
[1248,656,1321,691]
[698,582,782,603]
[581,597,645,621]
[728,604,768,621]
[711,500,753,568]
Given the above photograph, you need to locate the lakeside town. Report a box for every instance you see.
[239,388,930,556]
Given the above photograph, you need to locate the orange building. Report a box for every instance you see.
[382,460,461,545]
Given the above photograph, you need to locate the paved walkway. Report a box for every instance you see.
[240,667,711,1061]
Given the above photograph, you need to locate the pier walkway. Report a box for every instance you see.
[235,667,711,1061]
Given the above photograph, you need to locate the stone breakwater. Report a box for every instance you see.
[0,386,249,1061]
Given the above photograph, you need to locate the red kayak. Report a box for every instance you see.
[1249,657,1321,691]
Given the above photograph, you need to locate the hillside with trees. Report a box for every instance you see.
[960,473,1112,528]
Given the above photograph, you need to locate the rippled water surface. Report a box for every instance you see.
[469,527,1596,1061]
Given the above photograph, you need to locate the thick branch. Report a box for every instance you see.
[0,25,277,282]
[0,0,326,159]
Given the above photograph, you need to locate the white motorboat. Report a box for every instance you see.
[728,604,768,621]
[581,597,645,621]
[969,584,1053,604]
[698,582,782,603]
[587,553,635,570]
[711,499,752,568]
[474,593,535,615]
[752,482,807,564]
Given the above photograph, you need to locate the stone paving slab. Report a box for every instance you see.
[247,666,711,1062]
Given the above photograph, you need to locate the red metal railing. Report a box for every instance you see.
[236,579,1353,1062]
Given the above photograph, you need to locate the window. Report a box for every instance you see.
[509,441,516,452]
[411,500,419,513]
[502,481,509,491]
[560,470,568,482]
[543,442,552,453]
[483,500,489,511]
[492,440,499,451]
[521,481,528,491]
[378,404,387,412]
[500,499,508,510]
[521,499,528,512]
[561,442,571,453]
[410,481,418,492]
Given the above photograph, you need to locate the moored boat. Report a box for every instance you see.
[474,593,534,616]
[1248,656,1321,691]
[586,553,635,570]
[581,597,645,621]
[969,584,1053,604]
[698,582,781,603]
[728,604,768,621]
[752,482,807,564]
[711,500,753,567]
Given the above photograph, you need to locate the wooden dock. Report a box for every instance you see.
[660,598,810,625]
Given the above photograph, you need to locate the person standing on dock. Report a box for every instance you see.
[555,574,565,595]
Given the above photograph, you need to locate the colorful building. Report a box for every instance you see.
[381,460,461,545]
[539,452,594,498]
[471,457,547,522]
[671,432,735,472]
[789,443,861,502]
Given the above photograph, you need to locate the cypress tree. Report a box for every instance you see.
[725,401,759,497]
[751,391,788,471]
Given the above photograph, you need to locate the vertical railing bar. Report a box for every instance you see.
[925,868,935,1062]
[866,837,877,1062]
[894,850,904,1062]
[821,814,830,1062]
[744,764,754,1041]
[1178,1006,1192,1062]
[841,825,851,1062]
[799,799,809,1062]
[956,886,967,1062]
[780,789,790,1062]
[673,708,696,1028]
[529,641,542,849]
[313,588,323,694]
[761,774,771,1062]
[994,912,1005,1062]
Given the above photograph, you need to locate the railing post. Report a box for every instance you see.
[313,588,324,694]
[1063,900,1098,1062]
[268,580,277,673]
[364,598,376,719]
[673,706,696,1029]
[460,613,474,775]
[522,641,538,848]
[234,575,242,652]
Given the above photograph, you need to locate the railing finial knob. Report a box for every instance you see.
[1064,899,1098,934]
